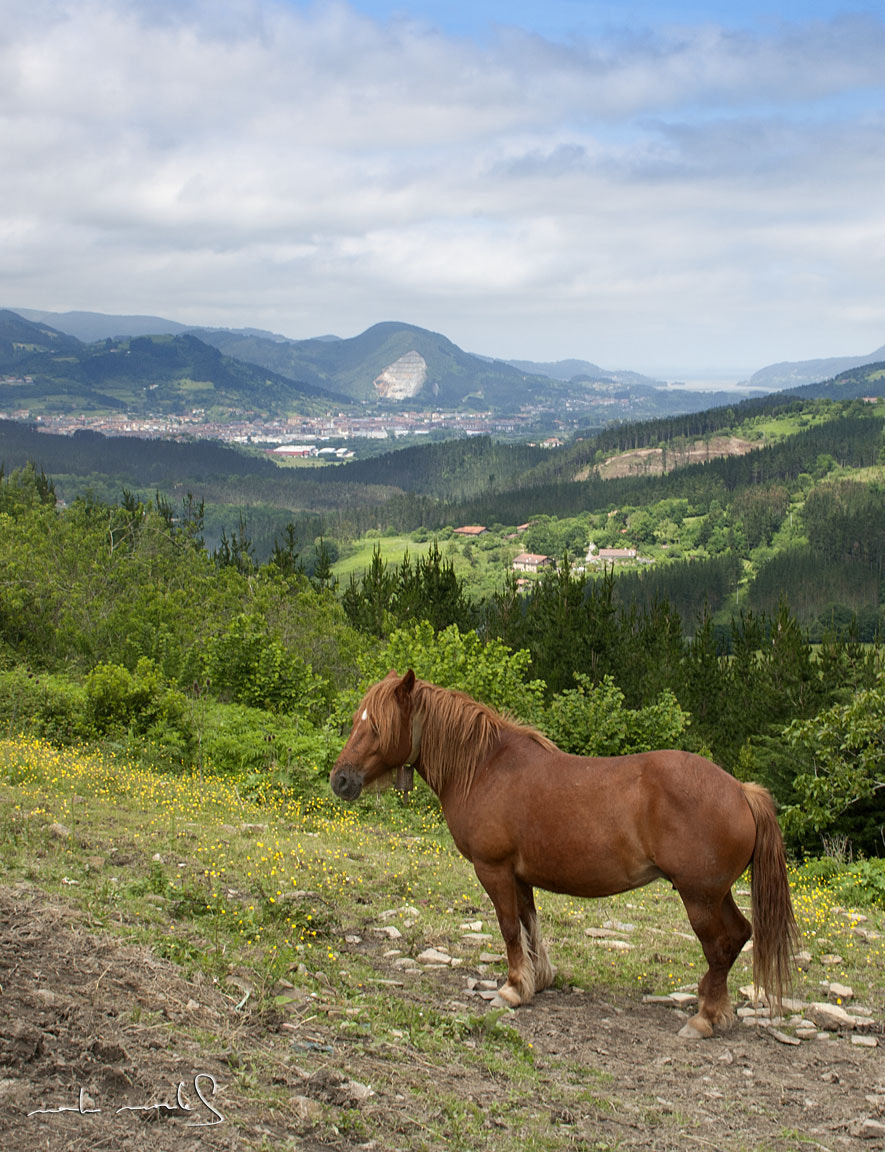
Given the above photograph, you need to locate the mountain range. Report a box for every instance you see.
[746,346,885,390]
[4,307,885,421]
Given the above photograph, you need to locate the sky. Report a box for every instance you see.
[2,0,885,382]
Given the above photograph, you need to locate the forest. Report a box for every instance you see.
[2,371,885,861]
[1,443,883,857]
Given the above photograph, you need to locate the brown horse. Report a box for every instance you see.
[330,670,798,1038]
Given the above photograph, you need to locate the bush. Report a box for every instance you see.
[543,674,690,756]
[85,658,194,760]
[781,673,885,854]
[793,857,885,908]
[364,621,546,723]
[200,701,332,795]
[0,666,90,744]
[203,612,332,720]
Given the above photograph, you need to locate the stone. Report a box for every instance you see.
[669,992,698,1006]
[853,927,882,941]
[770,1028,801,1046]
[851,1118,885,1140]
[678,1018,713,1040]
[416,947,454,965]
[372,925,403,940]
[48,822,71,840]
[827,982,854,1004]
[851,1035,879,1048]
[806,1002,856,1031]
[347,1080,375,1101]
[292,1095,323,1125]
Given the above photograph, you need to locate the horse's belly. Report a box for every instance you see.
[516,852,665,899]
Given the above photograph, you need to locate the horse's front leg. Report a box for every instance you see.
[517,879,555,993]
[474,862,535,1006]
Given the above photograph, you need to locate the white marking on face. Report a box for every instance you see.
[361,709,368,722]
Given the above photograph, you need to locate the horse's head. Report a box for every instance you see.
[330,669,418,801]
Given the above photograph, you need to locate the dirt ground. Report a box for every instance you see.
[1,883,883,1152]
[587,436,757,481]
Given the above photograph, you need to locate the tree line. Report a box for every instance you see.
[1,462,883,853]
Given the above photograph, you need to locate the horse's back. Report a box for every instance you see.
[458,742,756,900]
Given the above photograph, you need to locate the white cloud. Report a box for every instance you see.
[1,0,884,374]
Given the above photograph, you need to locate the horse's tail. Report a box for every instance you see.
[742,781,799,1012]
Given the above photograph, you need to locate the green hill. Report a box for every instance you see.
[0,313,346,419]
[198,321,753,417]
[198,320,559,409]
[0,309,81,364]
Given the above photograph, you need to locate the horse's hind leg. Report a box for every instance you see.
[679,889,751,1039]
[474,863,535,1006]
[517,879,555,993]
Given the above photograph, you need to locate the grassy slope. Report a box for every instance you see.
[2,738,883,1151]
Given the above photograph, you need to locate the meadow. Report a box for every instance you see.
[2,736,883,1151]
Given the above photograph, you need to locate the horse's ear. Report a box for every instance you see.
[394,669,416,707]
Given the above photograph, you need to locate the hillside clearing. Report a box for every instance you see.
[587,436,757,481]
[2,739,884,1150]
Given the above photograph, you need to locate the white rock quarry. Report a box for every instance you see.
[373,351,430,400]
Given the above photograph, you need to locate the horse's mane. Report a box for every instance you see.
[363,675,555,796]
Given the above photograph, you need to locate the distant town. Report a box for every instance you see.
[4,405,567,451]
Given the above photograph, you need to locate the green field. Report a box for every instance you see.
[2,737,883,1151]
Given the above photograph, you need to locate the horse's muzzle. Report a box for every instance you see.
[330,765,363,801]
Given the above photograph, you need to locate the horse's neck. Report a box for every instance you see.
[416,694,503,797]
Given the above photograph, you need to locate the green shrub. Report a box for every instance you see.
[793,857,885,908]
[200,701,332,795]
[203,612,332,719]
[364,621,546,723]
[542,673,690,756]
[0,666,90,744]
[781,673,885,853]
[85,658,194,760]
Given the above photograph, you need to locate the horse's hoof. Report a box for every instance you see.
[678,1015,714,1040]
[496,983,523,1008]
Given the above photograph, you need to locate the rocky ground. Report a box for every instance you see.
[1,884,883,1152]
